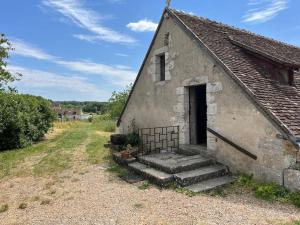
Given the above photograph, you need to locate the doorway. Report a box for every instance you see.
[189,85,207,145]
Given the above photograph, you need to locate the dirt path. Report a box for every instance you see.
[1,122,300,225]
[1,164,300,225]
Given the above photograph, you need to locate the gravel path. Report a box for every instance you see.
[1,164,300,225]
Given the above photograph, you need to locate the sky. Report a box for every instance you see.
[0,0,299,101]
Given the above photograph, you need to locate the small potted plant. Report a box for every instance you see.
[121,144,132,159]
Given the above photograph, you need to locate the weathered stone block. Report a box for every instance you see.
[284,169,300,192]
[207,82,222,92]
[207,103,217,115]
[176,87,185,95]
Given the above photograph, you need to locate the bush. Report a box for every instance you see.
[235,174,255,188]
[289,192,300,208]
[0,92,56,150]
[126,132,140,146]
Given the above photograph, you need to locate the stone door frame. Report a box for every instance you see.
[174,76,222,147]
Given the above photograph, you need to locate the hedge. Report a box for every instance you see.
[0,93,56,150]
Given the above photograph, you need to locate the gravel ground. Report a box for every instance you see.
[1,163,300,225]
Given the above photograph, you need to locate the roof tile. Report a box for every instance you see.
[172,10,300,137]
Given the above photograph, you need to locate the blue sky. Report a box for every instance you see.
[1,0,299,101]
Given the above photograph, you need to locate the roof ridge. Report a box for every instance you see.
[169,8,300,51]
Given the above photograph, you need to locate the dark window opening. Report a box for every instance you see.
[164,33,170,46]
[159,54,165,81]
[249,53,295,86]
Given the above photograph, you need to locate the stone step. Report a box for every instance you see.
[138,152,213,174]
[128,162,174,186]
[174,164,228,187]
[186,176,235,192]
[177,144,207,156]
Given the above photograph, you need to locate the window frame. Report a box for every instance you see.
[159,53,166,81]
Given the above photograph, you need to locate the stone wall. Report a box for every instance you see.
[118,12,299,186]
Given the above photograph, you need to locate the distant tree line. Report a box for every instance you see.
[56,101,108,114]
[56,84,132,119]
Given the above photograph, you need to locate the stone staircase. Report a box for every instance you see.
[128,148,234,192]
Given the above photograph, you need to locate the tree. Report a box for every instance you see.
[0,34,20,91]
[108,84,132,119]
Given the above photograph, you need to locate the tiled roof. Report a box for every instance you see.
[171,9,300,138]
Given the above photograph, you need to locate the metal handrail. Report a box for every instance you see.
[207,127,257,160]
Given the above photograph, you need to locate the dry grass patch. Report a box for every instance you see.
[0,204,8,213]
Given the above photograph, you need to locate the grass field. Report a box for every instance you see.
[0,121,111,179]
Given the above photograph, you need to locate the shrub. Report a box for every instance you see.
[126,132,140,146]
[235,174,255,188]
[289,192,300,208]
[0,93,56,150]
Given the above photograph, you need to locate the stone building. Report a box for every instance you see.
[117,8,300,191]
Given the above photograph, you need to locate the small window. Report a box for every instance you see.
[164,33,170,46]
[278,69,289,85]
[159,54,165,81]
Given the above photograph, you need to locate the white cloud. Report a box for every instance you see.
[115,53,129,57]
[73,34,99,43]
[11,39,55,60]
[8,65,109,101]
[42,0,136,44]
[243,0,288,23]
[55,59,136,86]
[127,19,158,32]
[11,38,136,86]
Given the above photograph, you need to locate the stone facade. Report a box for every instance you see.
[117,12,299,186]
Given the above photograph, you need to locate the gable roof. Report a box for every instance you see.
[118,8,300,145]
[169,9,300,141]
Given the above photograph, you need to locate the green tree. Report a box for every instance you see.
[108,84,132,119]
[0,34,20,91]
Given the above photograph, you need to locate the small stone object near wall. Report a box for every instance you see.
[284,168,300,192]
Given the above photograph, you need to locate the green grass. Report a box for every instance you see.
[232,174,300,208]
[91,116,116,132]
[106,162,128,177]
[96,120,116,132]
[0,125,68,178]
[165,182,197,197]
[86,133,110,164]
[138,181,151,190]
[282,221,300,225]
[0,121,111,178]
[33,123,90,175]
